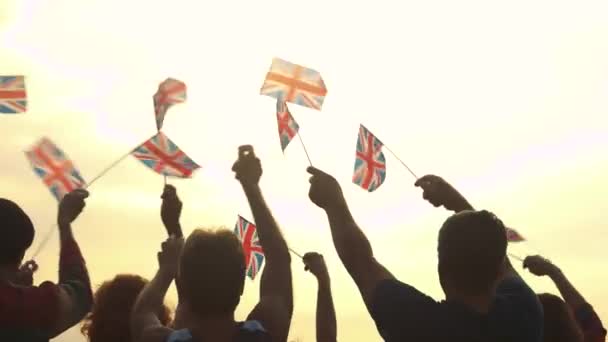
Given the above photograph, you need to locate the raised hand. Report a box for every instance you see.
[303,252,329,282]
[232,145,262,187]
[58,189,89,227]
[306,166,344,210]
[414,175,473,212]
[523,255,559,277]
[157,236,184,278]
[14,260,38,286]
[161,185,182,237]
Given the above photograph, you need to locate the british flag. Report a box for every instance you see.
[0,76,27,114]
[153,78,186,130]
[276,99,300,152]
[506,227,525,243]
[261,58,327,110]
[234,216,264,280]
[353,125,386,192]
[131,132,200,178]
[25,138,86,201]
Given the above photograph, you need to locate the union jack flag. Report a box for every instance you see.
[153,78,186,130]
[234,216,264,280]
[276,100,299,152]
[506,227,525,242]
[132,132,200,178]
[353,125,386,192]
[25,138,86,201]
[261,58,327,110]
[0,76,27,114]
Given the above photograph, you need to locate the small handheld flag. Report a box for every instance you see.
[234,216,265,280]
[353,125,386,192]
[506,227,525,243]
[132,132,200,178]
[153,78,186,130]
[0,76,27,113]
[276,100,300,152]
[25,138,86,201]
[261,58,327,110]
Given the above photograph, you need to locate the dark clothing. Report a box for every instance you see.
[0,235,92,342]
[167,320,271,342]
[371,276,543,342]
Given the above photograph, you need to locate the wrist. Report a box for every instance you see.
[317,274,331,287]
[157,267,176,282]
[547,266,563,279]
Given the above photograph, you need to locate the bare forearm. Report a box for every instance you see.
[549,268,586,309]
[316,278,337,342]
[132,269,173,338]
[242,184,290,261]
[325,201,374,272]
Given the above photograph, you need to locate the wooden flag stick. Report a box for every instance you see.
[296,132,313,167]
[381,143,418,180]
[30,145,137,259]
[288,247,303,259]
[508,252,524,262]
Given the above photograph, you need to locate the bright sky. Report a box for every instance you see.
[1,1,608,341]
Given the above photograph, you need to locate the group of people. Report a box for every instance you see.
[0,144,605,341]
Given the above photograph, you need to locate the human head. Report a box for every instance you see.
[81,274,171,342]
[0,199,35,269]
[538,293,583,342]
[438,210,507,297]
[177,228,246,318]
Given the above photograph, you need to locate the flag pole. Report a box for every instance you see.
[296,132,313,167]
[508,252,524,262]
[30,142,142,260]
[381,143,418,180]
[288,247,303,259]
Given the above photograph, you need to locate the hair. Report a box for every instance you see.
[0,199,35,266]
[81,274,172,342]
[437,210,507,295]
[178,228,246,317]
[538,293,584,342]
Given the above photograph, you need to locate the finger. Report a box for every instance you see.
[73,189,90,199]
[306,166,321,175]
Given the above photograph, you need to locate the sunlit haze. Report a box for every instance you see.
[1,1,607,341]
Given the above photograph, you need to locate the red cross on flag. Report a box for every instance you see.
[131,132,200,178]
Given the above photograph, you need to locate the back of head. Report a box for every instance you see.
[178,228,246,318]
[438,210,507,296]
[0,199,34,267]
[538,293,583,342]
[81,274,171,342]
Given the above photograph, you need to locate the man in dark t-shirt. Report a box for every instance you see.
[306,168,543,342]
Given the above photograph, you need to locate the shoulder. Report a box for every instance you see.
[490,276,543,342]
[247,296,291,340]
[237,321,272,341]
[0,281,60,328]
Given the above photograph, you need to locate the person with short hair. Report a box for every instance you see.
[0,190,93,341]
[81,274,172,342]
[131,145,293,342]
[306,169,543,341]
[524,255,606,342]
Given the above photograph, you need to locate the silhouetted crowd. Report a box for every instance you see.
[0,145,605,341]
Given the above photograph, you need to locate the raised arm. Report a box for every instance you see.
[131,236,182,342]
[303,252,337,342]
[232,145,293,340]
[415,174,522,279]
[48,189,94,338]
[306,167,393,312]
[524,255,607,341]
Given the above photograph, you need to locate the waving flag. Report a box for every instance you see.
[261,58,327,110]
[353,125,386,192]
[234,216,264,280]
[132,132,200,177]
[25,138,86,201]
[506,227,525,242]
[153,78,186,130]
[0,76,27,113]
[276,100,300,151]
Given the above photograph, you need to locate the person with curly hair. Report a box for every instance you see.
[82,274,172,342]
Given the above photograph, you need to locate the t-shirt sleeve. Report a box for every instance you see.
[492,276,544,342]
[572,303,607,342]
[0,281,60,331]
[371,279,440,341]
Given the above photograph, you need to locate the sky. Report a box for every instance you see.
[1,0,608,341]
